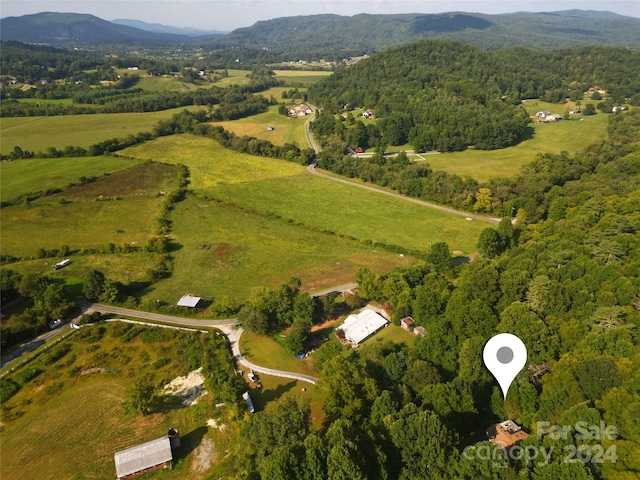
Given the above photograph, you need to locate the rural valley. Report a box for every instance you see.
[1,6,640,480]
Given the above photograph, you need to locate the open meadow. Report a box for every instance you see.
[122,135,489,255]
[0,156,141,203]
[209,104,310,147]
[0,106,204,156]
[409,100,610,182]
[139,195,410,302]
[0,323,237,480]
[0,162,178,258]
[273,69,333,86]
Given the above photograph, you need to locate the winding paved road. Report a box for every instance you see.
[86,303,319,384]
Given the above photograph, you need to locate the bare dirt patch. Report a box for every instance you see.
[163,367,208,407]
[191,437,216,474]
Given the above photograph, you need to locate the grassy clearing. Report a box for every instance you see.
[17,97,74,105]
[0,198,163,258]
[242,374,326,428]
[0,323,229,480]
[413,100,609,182]
[0,156,141,203]
[214,69,251,87]
[240,330,319,377]
[143,195,409,302]
[210,105,309,147]
[0,106,204,155]
[122,135,488,255]
[0,163,178,258]
[273,70,333,86]
[135,75,203,92]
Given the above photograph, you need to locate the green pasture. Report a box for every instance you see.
[0,156,141,203]
[5,253,159,291]
[241,330,319,377]
[16,97,74,105]
[122,135,487,254]
[0,163,178,258]
[210,105,310,147]
[0,323,230,480]
[411,100,609,182]
[214,69,251,87]
[135,75,203,92]
[0,106,204,155]
[273,69,333,86]
[0,197,163,258]
[142,195,409,302]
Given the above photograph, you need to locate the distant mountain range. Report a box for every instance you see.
[111,18,227,37]
[1,10,639,51]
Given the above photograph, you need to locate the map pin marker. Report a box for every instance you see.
[483,333,527,399]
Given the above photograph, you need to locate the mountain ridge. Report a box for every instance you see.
[1,10,639,51]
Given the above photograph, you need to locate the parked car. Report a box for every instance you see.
[248,372,258,382]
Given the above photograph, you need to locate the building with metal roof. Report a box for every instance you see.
[336,309,389,347]
[177,295,201,308]
[114,436,173,479]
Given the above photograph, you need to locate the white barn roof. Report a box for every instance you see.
[339,309,389,347]
[114,437,172,479]
[177,295,201,307]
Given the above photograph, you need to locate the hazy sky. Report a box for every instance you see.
[2,1,639,31]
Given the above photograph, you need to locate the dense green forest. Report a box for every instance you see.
[217,101,640,480]
[309,41,640,152]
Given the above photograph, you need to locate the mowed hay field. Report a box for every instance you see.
[0,156,141,203]
[273,69,333,86]
[0,106,204,155]
[0,162,178,258]
[122,135,488,255]
[144,195,410,301]
[210,105,310,148]
[418,100,610,182]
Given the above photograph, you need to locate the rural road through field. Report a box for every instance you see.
[83,303,320,384]
[306,162,501,224]
[303,106,500,225]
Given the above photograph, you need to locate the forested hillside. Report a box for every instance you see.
[217,102,640,480]
[213,10,640,54]
[310,41,640,151]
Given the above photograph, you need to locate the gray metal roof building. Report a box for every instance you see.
[114,436,173,479]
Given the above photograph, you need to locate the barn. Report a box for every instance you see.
[114,437,173,479]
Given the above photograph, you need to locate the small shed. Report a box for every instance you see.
[400,317,415,332]
[114,437,173,479]
[243,391,255,413]
[177,295,201,308]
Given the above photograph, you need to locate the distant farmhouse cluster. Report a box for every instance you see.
[535,111,563,123]
[288,103,313,117]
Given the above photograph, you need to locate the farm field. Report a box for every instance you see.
[0,106,204,155]
[273,69,333,86]
[122,135,488,255]
[0,323,234,480]
[0,197,164,258]
[0,162,178,258]
[412,100,610,182]
[142,195,410,302]
[210,104,310,147]
[0,156,141,203]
